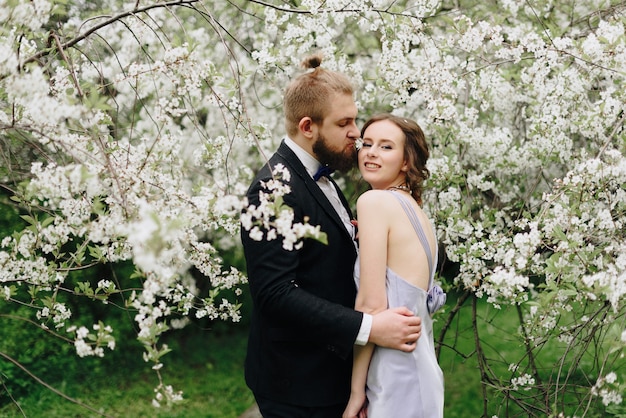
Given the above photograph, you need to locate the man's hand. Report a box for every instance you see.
[369,307,422,352]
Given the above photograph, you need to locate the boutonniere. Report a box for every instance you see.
[351,219,359,243]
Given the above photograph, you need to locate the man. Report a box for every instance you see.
[241,54,422,417]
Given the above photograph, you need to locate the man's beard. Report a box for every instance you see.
[312,132,357,173]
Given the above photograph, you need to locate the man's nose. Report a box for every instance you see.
[348,121,359,138]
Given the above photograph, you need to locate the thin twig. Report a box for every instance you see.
[0,314,74,344]
[516,304,548,410]
[51,32,84,98]
[472,296,490,415]
[597,111,626,159]
[435,289,471,359]
[0,351,113,418]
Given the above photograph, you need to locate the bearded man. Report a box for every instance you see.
[240,53,423,418]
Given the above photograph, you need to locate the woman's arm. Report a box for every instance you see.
[343,191,392,418]
[343,343,374,418]
[355,191,390,313]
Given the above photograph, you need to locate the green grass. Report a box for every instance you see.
[0,296,523,417]
[1,294,616,417]
[436,294,509,417]
[0,323,255,418]
[436,294,622,418]
[437,294,547,417]
[0,295,494,418]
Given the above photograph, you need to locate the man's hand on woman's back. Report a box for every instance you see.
[369,307,422,352]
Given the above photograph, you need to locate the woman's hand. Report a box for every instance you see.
[343,391,368,418]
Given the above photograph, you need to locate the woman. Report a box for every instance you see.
[343,114,446,418]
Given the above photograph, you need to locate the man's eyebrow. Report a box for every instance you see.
[337,117,355,123]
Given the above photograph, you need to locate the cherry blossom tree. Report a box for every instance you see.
[0,0,624,415]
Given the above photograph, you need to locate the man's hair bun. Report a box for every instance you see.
[301,53,323,70]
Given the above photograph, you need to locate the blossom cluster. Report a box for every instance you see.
[0,0,624,413]
[240,164,328,250]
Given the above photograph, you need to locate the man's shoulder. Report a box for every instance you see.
[248,152,307,196]
[264,148,307,182]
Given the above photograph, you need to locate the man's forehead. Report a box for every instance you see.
[326,96,357,120]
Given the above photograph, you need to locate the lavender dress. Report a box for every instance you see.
[354,191,445,418]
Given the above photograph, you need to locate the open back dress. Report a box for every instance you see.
[354,191,444,418]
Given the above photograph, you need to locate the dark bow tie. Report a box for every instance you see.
[313,165,335,181]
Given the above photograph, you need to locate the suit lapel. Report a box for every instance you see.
[275,142,354,241]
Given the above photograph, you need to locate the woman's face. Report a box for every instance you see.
[358,119,408,189]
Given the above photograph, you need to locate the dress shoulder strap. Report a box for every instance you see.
[389,191,437,285]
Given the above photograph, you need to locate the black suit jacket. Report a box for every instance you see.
[241,140,362,407]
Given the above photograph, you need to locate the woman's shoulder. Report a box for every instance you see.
[357,189,403,210]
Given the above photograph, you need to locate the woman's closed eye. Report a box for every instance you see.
[363,144,393,150]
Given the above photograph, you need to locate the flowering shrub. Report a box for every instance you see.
[0,0,624,415]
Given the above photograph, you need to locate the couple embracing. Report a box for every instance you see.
[240,53,446,418]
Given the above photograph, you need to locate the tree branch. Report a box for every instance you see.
[244,0,429,18]
[22,0,200,67]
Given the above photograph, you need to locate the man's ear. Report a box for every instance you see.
[298,117,315,139]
